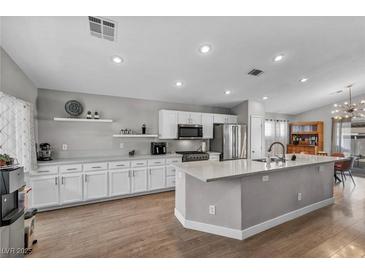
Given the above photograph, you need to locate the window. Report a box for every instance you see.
[0,91,36,172]
[265,119,289,155]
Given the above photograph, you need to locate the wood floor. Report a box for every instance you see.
[28,177,365,258]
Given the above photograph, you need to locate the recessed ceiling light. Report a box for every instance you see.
[299,78,308,83]
[262,96,269,100]
[224,90,231,95]
[175,81,184,87]
[273,54,284,62]
[199,44,212,54]
[112,56,123,64]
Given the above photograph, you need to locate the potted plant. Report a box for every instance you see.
[0,154,13,166]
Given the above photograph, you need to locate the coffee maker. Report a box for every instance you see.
[0,166,25,258]
[37,143,52,161]
[151,142,167,155]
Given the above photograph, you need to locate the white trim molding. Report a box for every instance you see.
[175,197,335,240]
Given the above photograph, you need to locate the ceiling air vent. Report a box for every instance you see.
[248,69,264,76]
[88,16,117,42]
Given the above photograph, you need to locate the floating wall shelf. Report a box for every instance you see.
[54,117,113,123]
[112,134,158,138]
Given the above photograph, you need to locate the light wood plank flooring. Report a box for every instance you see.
[28,177,365,258]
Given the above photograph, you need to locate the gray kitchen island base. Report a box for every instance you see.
[174,158,336,240]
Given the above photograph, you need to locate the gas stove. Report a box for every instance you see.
[176,151,209,162]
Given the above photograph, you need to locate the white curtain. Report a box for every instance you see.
[265,119,289,155]
[0,91,37,172]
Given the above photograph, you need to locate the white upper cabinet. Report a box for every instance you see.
[227,115,238,123]
[202,113,214,139]
[177,111,202,125]
[159,110,237,139]
[213,114,237,124]
[159,110,177,139]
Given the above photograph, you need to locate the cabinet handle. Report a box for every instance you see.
[66,168,77,171]
[55,177,58,185]
[92,166,101,169]
[149,168,152,175]
[61,176,64,184]
[116,164,125,167]
[85,174,88,182]
[128,170,131,177]
[38,170,49,173]
[133,170,136,177]
[136,163,144,166]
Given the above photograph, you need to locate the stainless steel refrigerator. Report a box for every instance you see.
[210,124,247,160]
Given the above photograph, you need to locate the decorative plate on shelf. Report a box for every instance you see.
[65,100,83,116]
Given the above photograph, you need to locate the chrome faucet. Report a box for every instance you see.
[268,142,286,163]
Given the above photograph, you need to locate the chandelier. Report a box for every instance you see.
[331,84,365,120]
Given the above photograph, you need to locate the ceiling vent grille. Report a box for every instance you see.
[88,16,117,42]
[248,69,264,76]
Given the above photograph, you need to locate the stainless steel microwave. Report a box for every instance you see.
[177,124,203,139]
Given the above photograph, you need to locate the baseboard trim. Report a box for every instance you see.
[174,208,243,240]
[175,197,335,240]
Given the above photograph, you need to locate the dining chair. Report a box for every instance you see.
[335,157,356,187]
[331,152,345,184]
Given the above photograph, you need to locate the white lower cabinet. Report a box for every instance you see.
[166,176,176,187]
[60,173,83,204]
[148,166,166,190]
[84,171,108,200]
[109,169,131,197]
[30,175,59,208]
[131,168,148,193]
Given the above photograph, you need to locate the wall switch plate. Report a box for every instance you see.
[62,144,68,150]
[262,175,269,182]
[297,192,302,201]
[209,205,216,215]
[119,143,124,149]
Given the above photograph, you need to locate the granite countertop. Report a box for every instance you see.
[172,154,341,182]
[37,153,182,166]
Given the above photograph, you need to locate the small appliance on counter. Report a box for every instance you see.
[151,142,167,155]
[176,151,209,162]
[37,143,53,161]
[0,166,25,258]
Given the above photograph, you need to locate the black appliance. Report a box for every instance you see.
[177,124,203,140]
[151,142,167,155]
[37,143,53,161]
[176,151,209,162]
[0,166,25,258]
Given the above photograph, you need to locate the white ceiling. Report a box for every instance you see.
[2,16,365,114]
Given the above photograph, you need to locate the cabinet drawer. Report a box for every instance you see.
[131,160,147,168]
[148,159,166,166]
[109,161,130,169]
[166,166,176,177]
[166,176,176,187]
[59,164,83,173]
[209,155,220,161]
[83,162,107,172]
[31,165,58,176]
[166,158,182,165]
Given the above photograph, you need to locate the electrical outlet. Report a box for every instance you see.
[119,143,124,149]
[297,192,302,201]
[209,205,216,215]
[62,144,68,150]
[262,175,269,182]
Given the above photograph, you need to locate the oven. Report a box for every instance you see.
[177,124,203,139]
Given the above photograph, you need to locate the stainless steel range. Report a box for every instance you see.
[176,151,209,162]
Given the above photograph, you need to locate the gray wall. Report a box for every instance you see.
[37,89,231,158]
[0,47,37,105]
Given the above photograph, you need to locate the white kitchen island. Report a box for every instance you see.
[173,154,339,240]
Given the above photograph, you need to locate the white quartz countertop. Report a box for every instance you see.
[172,154,341,182]
[37,153,182,166]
